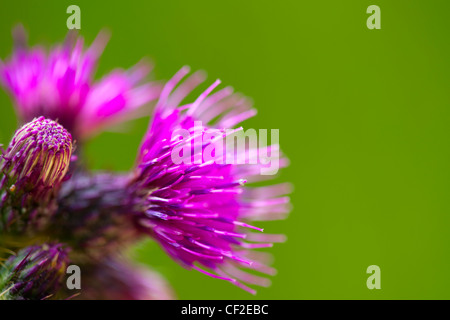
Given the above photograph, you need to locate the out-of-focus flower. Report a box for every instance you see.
[130,67,291,294]
[0,117,73,233]
[0,25,161,141]
[0,243,69,300]
[75,257,175,300]
[53,172,138,259]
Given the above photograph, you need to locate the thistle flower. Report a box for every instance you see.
[0,243,69,300]
[0,117,73,232]
[0,25,161,140]
[53,172,138,259]
[0,25,292,298]
[130,67,291,294]
[75,258,175,300]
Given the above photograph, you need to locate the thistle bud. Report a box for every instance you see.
[0,243,69,300]
[0,117,73,232]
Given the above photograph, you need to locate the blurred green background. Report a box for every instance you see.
[1,0,450,299]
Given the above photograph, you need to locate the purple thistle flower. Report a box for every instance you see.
[130,67,291,294]
[75,258,175,300]
[0,243,69,300]
[0,26,292,298]
[0,25,161,140]
[0,117,73,232]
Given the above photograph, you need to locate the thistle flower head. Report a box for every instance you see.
[0,25,161,140]
[1,116,72,196]
[0,243,69,300]
[131,67,291,294]
[0,117,73,232]
[0,19,294,299]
